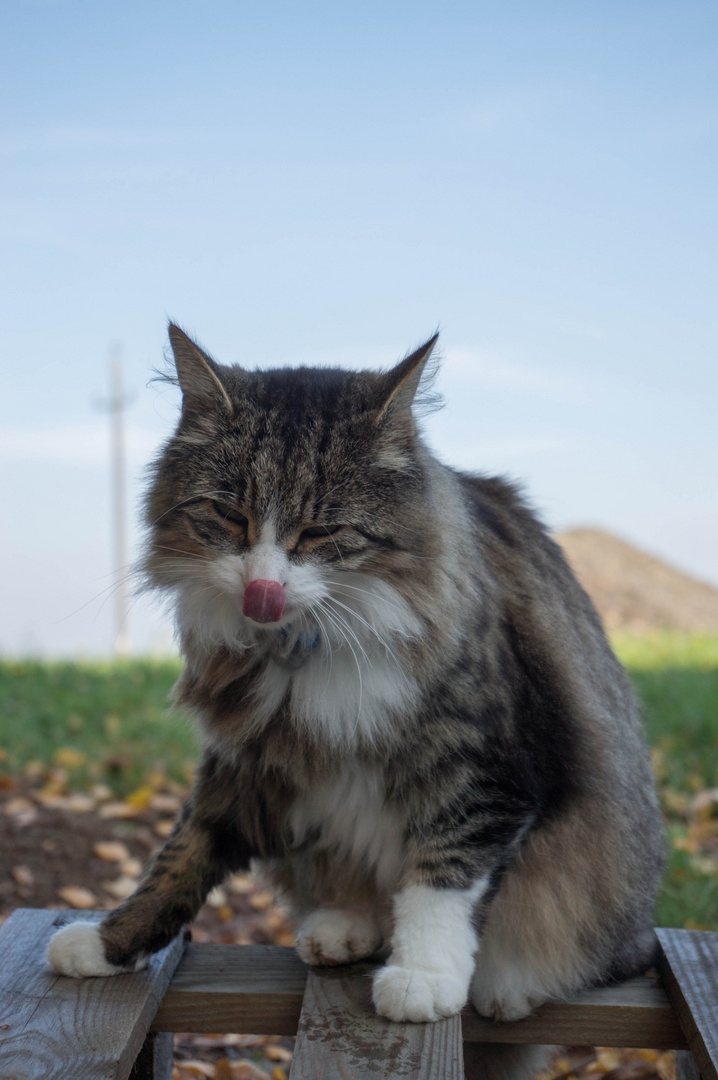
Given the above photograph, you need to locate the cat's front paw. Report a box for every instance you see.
[47,922,148,978]
[372,964,468,1023]
[296,909,381,966]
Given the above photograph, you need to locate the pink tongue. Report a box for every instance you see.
[243,579,286,623]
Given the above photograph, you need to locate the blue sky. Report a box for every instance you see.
[1,0,716,655]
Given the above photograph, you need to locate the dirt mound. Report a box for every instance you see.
[556,528,718,633]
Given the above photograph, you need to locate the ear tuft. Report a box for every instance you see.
[167,323,233,417]
[376,334,440,423]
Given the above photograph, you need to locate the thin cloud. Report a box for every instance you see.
[442,348,585,403]
[0,421,163,468]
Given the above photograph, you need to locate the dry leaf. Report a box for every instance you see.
[264,1046,292,1063]
[228,873,254,894]
[58,885,98,909]
[4,796,35,815]
[249,891,274,911]
[173,1061,215,1078]
[65,793,96,812]
[228,1063,271,1079]
[126,785,154,810]
[102,875,139,900]
[0,774,17,792]
[120,857,143,877]
[99,801,140,819]
[207,886,229,908]
[91,783,113,801]
[11,865,34,887]
[155,819,175,837]
[94,840,131,862]
[602,1065,659,1080]
[150,793,182,812]
[54,747,87,769]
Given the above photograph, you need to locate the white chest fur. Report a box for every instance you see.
[288,764,405,890]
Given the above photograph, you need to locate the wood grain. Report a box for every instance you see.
[0,908,185,1080]
[153,946,686,1049]
[290,966,464,1079]
[657,928,718,1080]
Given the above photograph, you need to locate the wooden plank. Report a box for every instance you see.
[676,1051,702,1080]
[153,945,686,1049]
[461,975,687,1049]
[290,966,464,1079]
[152,943,308,1035]
[129,1032,174,1080]
[0,909,185,1080]
[657,928,718,1080]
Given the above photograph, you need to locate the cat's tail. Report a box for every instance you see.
[464,1043,553,1080]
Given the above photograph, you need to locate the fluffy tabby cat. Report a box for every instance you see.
[49,324,664,1038]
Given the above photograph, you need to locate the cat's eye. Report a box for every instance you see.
[298,524,343,542]
[212,502,248,528]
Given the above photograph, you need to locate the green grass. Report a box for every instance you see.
[0,634,716,929]
[613,632,718,930]
[0,658,191,793]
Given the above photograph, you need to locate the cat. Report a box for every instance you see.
[49,323,664,1038]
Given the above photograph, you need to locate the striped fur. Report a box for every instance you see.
[48,324,664,1040]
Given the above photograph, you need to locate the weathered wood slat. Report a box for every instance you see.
[0,909,185,1080]
[462,975,687,1049]
[153,945,687,1049]
[152,943,308,1035]
[657,928,718,1080]
[290,967,464,1079]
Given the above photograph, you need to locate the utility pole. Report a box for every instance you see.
[97,347,133,657]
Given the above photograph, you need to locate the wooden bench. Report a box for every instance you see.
[1,909,716,1080]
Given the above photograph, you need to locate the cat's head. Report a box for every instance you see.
[143,324,440,663]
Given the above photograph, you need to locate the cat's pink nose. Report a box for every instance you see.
[243,579,286,623]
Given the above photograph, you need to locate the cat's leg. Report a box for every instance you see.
[371,879,487,1022]
[48,754,256,976]
[295,908,382,966]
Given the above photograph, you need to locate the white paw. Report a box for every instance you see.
[372,964,468,1022]
[295,909,381,966]
[471,981,540,1022]
[47,922,148,978]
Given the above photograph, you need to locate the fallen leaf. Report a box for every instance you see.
[102,875,139,900]
[58,886,97,909]
[264,1046,292,1063]
[173,1061,215,1078]
[602,1065,659,1080]
[54,747,87,769]
[207,886,228,908]
[228,1063,271,1079]
[99,801,140,819]
[65,793,96,813]
[120,857,143,877]
[91,783,113,801]
[228,873,254,894]
[126,785,154,811]
[4,796,35,815]
[150,793,182,812]
[155,819,175,837]
[249,891,274,911]
[0,774,16,792]
[11,865,34,887]
[94,841,131,862]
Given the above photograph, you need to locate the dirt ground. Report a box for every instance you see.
[1,776,676,1080]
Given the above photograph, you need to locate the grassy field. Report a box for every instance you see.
[0,632,716,929]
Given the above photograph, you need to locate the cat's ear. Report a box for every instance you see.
[168,324,234,417]
[376,334,439,422]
